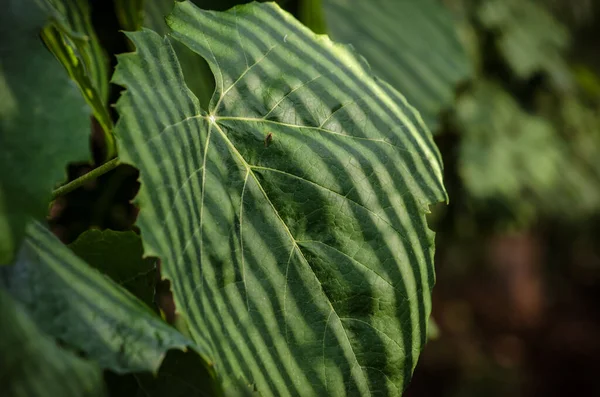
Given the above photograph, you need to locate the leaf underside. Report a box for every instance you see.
[44,0,114,137]
[114,1,446,395]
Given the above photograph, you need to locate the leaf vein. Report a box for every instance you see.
[219,116,426,161]
[250,165,415,248]
[239,169,251,312]
[296,240,408,302]
[262,74,323,120]
[338,317,405,354]
[211,122,371,394]
[214,44,278,113]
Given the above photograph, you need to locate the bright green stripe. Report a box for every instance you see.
[115,32,202,269]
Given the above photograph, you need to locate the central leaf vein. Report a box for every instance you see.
[239,169,251,312]
[217,116,426,160]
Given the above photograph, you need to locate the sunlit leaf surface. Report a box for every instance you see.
[114,1,446,395]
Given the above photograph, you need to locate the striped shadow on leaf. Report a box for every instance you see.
[113,1,446,395]
[0,288,104,397]
[322,0,471,132]
[1,221,209,376]
[114,0,215,108]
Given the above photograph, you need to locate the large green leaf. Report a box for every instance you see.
[1,221,211,376]
[113,1,446,395]
[322,0,471,131]
[0,0,91,264]
[0,289,105,397]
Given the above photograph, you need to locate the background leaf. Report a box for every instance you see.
[114,1,446,395]
[0,288,105,397]
[104,349,221,397]
[0,221,211,376]
[134,349,221,397]
[69,229,157,309]
[0,0,91,264]
[299,0,327,34]
[455,80,600,224]
[456,81,562,219]
[477,0,572,89]
[322,0,471,131]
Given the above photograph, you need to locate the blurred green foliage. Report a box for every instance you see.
[445,0,600,228]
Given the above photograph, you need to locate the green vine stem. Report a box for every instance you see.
[299,0,327,34]
[51,158,120,200]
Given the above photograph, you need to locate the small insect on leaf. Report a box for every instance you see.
[264,132,273,147]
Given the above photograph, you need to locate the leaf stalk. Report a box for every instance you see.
[51,158,120,200]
